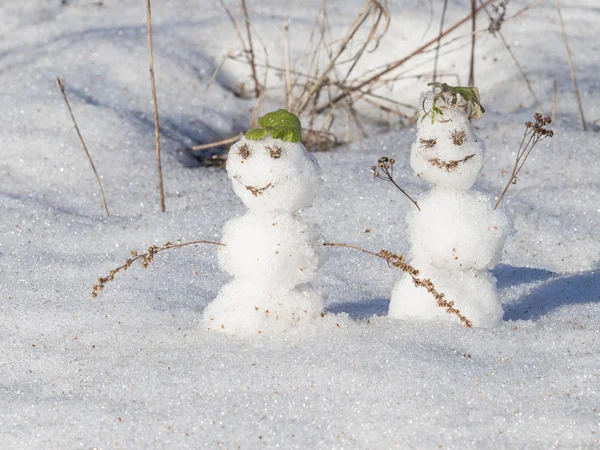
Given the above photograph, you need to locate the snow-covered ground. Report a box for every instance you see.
[1,0,599,448]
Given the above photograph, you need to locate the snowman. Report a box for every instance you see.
[388,86,512,328]
[203,110,324,335]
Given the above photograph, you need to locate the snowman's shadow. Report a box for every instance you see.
[501,268,600,321]
[326,297,390,320]
[492,264,556,289]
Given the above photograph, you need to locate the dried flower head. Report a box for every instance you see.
[494,113,554,210]
[419,138,437,149]
[449,129,467,146]
[371,156,420,211]
[265,144,282,159]
[236,143,251,160]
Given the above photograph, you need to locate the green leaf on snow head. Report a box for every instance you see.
[245,128,268,141]
[245,109,302,142]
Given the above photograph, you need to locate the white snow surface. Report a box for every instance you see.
[1,0,600,448]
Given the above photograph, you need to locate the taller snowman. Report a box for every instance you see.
[388,84,512,328]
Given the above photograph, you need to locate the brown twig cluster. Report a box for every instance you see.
[429,154,475,172]
[199,0,511,158]
[494,113,553,210]
[419,138,437,149]
[323,243,472,327]
[265,144,282,159]
[371,157,420,211]
[236,143,251,160]
[91,240,225,297]
[450,129,467,145]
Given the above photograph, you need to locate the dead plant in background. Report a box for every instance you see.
[91,240,225,297]
[56,77,110,217]
[324,243,472,327]
[494,113,553,210]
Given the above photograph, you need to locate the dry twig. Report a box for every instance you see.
[323,243,472,327]
[372,157,420,211]
[92,239,225,297]
[494,113,553,210]
[145,0,166,212]
[56,77,109,217]
[555,0,587,131]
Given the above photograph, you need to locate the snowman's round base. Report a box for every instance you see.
[203,280,323,335]
[388,263,503,328]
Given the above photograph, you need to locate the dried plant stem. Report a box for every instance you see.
[92,239,225,297]
[372,157,420,211]
[552,79,557,122]
[494,114,553,210]
[191,134,242,151]
[283,18,293,111]
[323,243,472,327]
[468,0,476,86]
[56,77,109,217]
[432,0,449,83]
[145,0,166,212]
[555,0,587,131]
[318,0,495,113]
[241,0,261,98]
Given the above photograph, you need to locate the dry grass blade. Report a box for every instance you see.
[468,0,477,86]
[56,77,109,217]
[295,0,390,115]
[323,243,472,327]
[494,113,553,210]
[284,17,292,110]
[91,239,226,297]
[432,0,449,83]
[145,0,166,212]
[191,134,242,151]
[481,0,542,110]
[241,0,261,98]
[555,0,587,131]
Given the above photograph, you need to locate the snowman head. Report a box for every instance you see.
[226,110,322,213]
[410,89,486,191]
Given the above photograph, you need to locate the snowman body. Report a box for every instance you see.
[203,136,324,335]
[388,92,512,328]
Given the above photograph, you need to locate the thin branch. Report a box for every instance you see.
[284,17,292,110]
[432,0,449,83]
[494,113,553,210]
[555,0,587,131]
[323,243,472,327]
[241,0,261,98]
[92,239,226,297]
[191,134,243,151]
[552,79,557,122]
[145,0,166,212]
[468,0,476,86]
[56,77,109,217]
[372,157,420,211]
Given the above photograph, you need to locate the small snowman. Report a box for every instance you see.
[203,110,324,335]
[388,84,512,328]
